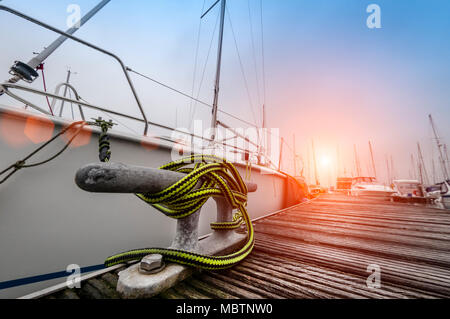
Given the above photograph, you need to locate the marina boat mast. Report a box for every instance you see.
[368,141,377,179]
[385,155,391,184]
[417,142,430,185]
[206,0,226,142]
[312,139,319,185]
[429,114,449,180]
[353,144,362,177]
[390,155,396,181]
[293,134,297,175]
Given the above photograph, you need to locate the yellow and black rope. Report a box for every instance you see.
[104,154,254,270]
[94,121,254,270]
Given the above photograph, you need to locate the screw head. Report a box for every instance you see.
[139,254,165,274]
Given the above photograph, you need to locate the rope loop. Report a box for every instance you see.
[13,160,25,170]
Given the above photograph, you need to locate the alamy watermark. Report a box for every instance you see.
[66,264,81,289]
[366,264,381,289]
[366,4,381,29]
[67,4,81,29]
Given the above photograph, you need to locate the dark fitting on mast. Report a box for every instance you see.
[8,61,39,83]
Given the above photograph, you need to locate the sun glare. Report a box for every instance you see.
[320,156,331,167]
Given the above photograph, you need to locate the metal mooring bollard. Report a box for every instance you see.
[75,161,257,298]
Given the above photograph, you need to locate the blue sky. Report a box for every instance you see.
[1,0,449,184]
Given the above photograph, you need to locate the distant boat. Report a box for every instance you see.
[350,177,395,199]
[437,180,450,209]
[336,177,352,193]
[392,179,425,197]
[391,179,435,204]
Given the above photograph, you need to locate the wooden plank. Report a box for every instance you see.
[255,234,450,282]
[185,277,239,299]
[254,237,450,297]
[254,223,450,268]
[172,282,211,299]
[272,214,450,239]
[249,252,437,299]
[241,258,367,299]
[199,273,271,299]
[159,288,187,299]
[233,263,337,298]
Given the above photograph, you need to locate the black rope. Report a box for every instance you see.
[0,118,117,185]
[94,118,115,163]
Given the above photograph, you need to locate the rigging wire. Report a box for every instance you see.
[247,0,262,109]
[260,0,267,108]
[78,96,140,136]
[189,8,221,127]
[127,67,256,127]
[128,68,211,111]
[188,0,207,126]
[225,4,259,129]
[37,63,54,115]
[259,0,269,155]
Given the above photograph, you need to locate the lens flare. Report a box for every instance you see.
[140,135,160,151]
[60,122,92,148]
[0,112,30,148]
[24,116,55,144]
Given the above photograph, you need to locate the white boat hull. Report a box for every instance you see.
[441,195,450,209]
[350,188,395,199]
[0,107,301,298]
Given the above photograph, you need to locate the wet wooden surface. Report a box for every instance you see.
[46,194,450,299]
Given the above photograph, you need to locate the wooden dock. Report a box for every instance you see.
[44,194,450,299]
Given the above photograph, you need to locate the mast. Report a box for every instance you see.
[261,104,268,165]
[390,155,395,181]
[417,142,430,185]
[353,144,361,177]
[293,134,297,176]
[385,155,391,184]
[306,143,311,184]
[429,114,449,180]
[7,0,111,84]
[312,139,319,185]
[336,144,341,177]
[209,0,226,142]
[432,157,436,184]
[368,141,377,178]
[278,137,284,171]
[445,144,450,177]
[417,156,424,185]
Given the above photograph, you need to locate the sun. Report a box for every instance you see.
[320,156,331,167]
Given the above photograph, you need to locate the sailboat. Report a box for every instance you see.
[428,115,450,208]
[0,1,303,298]
[350,142,395,199]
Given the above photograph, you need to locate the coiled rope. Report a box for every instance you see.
[103,154,254,270]
[92,123,254,269]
